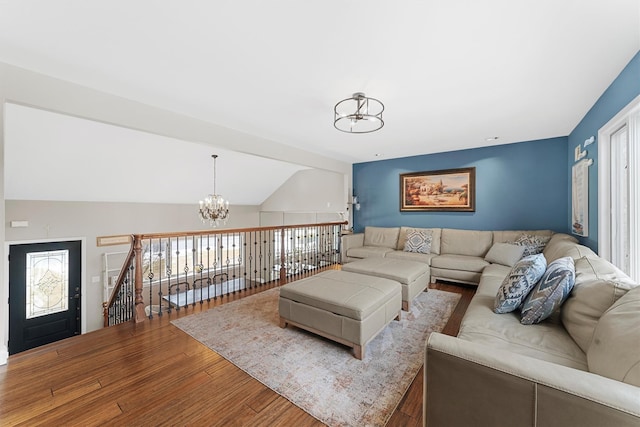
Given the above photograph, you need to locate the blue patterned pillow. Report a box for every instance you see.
[403,229,432,254]
[520,257,575,325]
[494,254,547,314]
[513,234,551,257]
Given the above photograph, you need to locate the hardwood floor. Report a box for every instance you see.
[0,281,474,426]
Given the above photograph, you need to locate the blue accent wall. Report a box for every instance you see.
[353,137,568,233]
[567,51,640,251]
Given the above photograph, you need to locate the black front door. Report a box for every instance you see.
[9,240,81,355]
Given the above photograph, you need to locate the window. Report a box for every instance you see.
[26,250,68,319]
[598,95,640,281]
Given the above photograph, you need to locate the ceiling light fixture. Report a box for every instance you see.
[198,154,229,227]
[334,92,384,133]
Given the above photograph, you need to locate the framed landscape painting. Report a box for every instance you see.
[400,167,475,212]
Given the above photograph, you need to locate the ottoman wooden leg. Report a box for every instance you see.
[353,344,363,360]
[395,310,401,321]
[402,300,409,311]
[279,317,288,328]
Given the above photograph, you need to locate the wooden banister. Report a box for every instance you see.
[134,221,345,240]
[102,240,135,327]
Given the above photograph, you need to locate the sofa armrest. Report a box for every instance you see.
[424,332,640,427]
[340,233,364,263]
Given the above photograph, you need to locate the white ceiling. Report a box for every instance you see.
[0,1,638,164]
[4,103,307,205]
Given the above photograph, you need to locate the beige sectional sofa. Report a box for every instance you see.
[424,233,640,426]
[342,226,639,425]
[341,226,553,285]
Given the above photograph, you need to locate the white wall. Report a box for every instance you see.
[260,168,347,216]
[5,200,260,333]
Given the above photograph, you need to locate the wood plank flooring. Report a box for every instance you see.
[0,280,474,426]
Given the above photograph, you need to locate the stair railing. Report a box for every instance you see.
[103,221,346,326]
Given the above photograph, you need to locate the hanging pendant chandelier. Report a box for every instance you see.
[198,154,229,227]
[334,92,384,133]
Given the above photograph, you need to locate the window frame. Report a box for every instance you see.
[598,94,640,280]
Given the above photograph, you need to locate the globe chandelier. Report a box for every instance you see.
[198,154,229,227]
[334,92,384,133]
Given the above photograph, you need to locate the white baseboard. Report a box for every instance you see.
[0,344,8,365]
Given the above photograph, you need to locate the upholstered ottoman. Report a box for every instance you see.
[278,270,402,360]
[341,258,429,311]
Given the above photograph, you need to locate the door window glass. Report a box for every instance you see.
[26,250,69,319]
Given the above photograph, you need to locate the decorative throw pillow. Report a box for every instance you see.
[403,229,432,254]
[484,243,526,267]
[494,254,547,314]
[520,257,575,324]
[512,234,551,257]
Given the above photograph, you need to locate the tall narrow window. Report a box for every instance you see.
[610,125,629,274]
[598,95,640,281]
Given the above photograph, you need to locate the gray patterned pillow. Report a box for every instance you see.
[513,234,551,257]
[521,257,575,324]
[494,254,547,314]
[403,229,432,254]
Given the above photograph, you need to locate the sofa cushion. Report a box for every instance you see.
[403,229,432,253]
[441,228,493,256]
[347,246,394,259]
[481,263,513,281]
[562,257,638,352]
[385,250,436,264]
[543,233,597,263]
[363,226,400,249]
[398,227,441,254]
[512,233,551,256]
[431,254,489,273]
[460,272,588,369]
[484,243,526,267]
[587,286,640,386]
[494,254,547,314]
[520,257,575,325]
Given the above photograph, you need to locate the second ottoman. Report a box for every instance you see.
[342,258,429,311]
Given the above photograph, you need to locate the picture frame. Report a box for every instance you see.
[96,234,133,247]
[400,167,475,212]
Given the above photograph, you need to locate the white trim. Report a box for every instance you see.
[629,110,640,281]
[598,94,640,275]
[3,237,88,359]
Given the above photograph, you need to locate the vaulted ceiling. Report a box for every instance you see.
[4,103,308,205]
[1,1,639,203]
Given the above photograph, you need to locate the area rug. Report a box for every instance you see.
[172,287,460,426]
